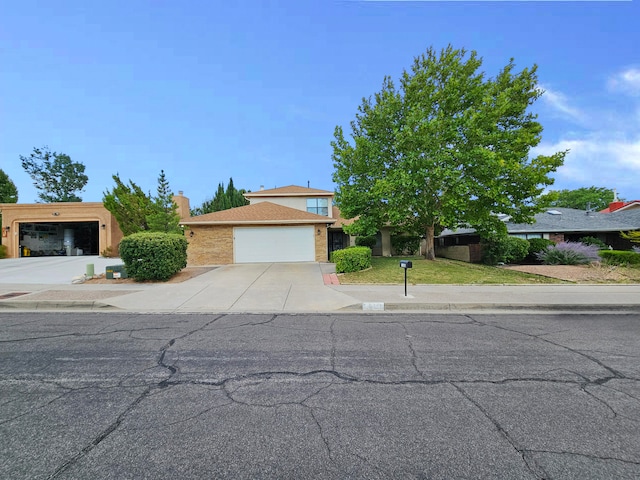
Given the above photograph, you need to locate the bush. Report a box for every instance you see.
[100,245,118,258]
[599,250,640,266]
[481,235,529,265]
[331,246,372,273]
[527,238,555,258]
[355,235,377,248]
[119,232,187,281]
[536,242,600,265]
[0,244,6,259]
[578,236,608,249]
[391,235,421,255]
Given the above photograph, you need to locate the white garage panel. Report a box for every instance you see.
[234,226,315,263]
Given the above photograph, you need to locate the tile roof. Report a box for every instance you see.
[183,201,336,225]
[244,185,334,197]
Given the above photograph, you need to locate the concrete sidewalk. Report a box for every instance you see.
[1,258,640,313]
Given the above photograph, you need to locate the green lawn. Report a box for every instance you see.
[338,256,566,285]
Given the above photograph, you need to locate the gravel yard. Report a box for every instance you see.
[504,263,640,283]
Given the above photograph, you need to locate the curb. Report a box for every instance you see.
[344,302,640,313]
[0,301,120,311]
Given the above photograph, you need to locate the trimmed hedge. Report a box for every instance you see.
[599,250,640,266]
[0,244,6,259]
[119,232,187,281]
[331,246,372,273]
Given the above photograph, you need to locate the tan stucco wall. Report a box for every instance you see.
[186,223,330,265]
[436,245,471,262]
[249,197,331,218]
[0,202,122,258]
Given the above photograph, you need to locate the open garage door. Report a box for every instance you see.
[234,226,315,263]
[19,222,99,257]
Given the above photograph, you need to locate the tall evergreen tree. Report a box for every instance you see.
[0,169,18,204]
[191,177,249,216]
[146,170,181,233]
[103,174,154,236]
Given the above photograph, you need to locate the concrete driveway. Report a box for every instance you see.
[0,256,122,284]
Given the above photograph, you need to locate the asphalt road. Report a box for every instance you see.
[1,312,639,479]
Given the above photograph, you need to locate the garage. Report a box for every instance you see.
[19,221,99,256]
[234,226,315,263]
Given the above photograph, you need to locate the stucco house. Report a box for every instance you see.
[0,192,190,259]
[437,202,640,262]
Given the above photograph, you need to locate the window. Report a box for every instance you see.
[307,198,329,216]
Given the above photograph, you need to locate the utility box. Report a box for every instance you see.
[106,264,128,279]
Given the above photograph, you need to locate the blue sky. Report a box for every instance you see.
[1,0,639,209]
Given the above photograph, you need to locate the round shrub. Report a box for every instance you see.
[527,238,554,257]
[331,246,372,273]
[536,241,600,265]
[0,244,7,259]
[482,235,529,265]
[119,232,187,281]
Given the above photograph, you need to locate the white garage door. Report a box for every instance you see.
[234,226,315,263]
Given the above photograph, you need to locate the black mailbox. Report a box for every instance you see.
[400,260,413,269]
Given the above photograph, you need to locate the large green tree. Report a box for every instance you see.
[191,177,249,216]
[332,46,566,259]
[0,169,18,204]
[20,146,88,202]
[146,170,181,234]
[103,174,154,236]
[543,186,617,211]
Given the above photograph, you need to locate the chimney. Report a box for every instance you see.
[260,185,264,191]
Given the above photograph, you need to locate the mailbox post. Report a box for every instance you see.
[399,260,413,297]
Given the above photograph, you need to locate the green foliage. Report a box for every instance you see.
[391,234,421,255]
[119,232,187,281]
[621,230,640,244]
[0,245,7,259]
[103,174,154,236]
[20,146,88,202]
[0,169,18,203]
[578,236,608,249]
[355,235,377,248]
[536,242,600,265]
[482,235,530,265]
[191,177,249,216]
[527,238,555,257]
[542,186,616,211]
[146,170,182,234]
[331,246,372,273]
[599,250,640,266]
[332,45,565,261]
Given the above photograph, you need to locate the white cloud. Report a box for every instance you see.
[533,135,640,198]
[539,84,587,123]
[608,67,640,96]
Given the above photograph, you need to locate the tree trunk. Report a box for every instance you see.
[424,224,436,260]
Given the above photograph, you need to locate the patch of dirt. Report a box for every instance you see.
[84,266,216,284]
[503,264,635,283]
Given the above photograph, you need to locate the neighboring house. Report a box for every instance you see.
[0,192,191,259]
[437,203,640,263]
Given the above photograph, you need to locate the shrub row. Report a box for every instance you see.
[331,246,372,273]
[599,250,640,266]
[119,232,187,281]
